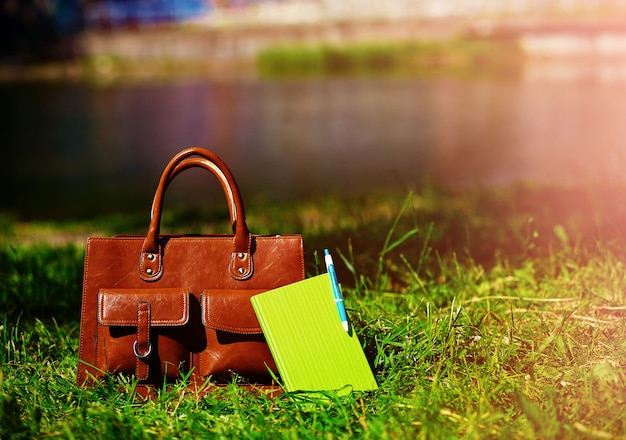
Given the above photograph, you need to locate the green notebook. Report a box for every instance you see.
[250,274,378,393]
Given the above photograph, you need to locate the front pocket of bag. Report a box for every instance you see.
[199,289,277,382]
[97,288,192,382]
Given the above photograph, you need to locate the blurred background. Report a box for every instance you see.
[2,0,626,221]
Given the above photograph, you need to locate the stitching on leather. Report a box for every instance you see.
[77,239,92,380]
[138,244,162,280]
[137,302,151,352]
[202,295,262,334]
[135,301,151,380]
[98,291,189,326]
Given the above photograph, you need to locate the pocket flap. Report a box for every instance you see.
[202,290,265,334]
[98,288,189,326]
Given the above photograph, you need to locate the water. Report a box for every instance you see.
[2,69,626,220]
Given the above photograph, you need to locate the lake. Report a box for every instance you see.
[2,64,626,220]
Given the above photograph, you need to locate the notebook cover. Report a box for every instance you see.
[250,274,378,392]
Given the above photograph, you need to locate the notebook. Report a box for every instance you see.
[250,274,378,393]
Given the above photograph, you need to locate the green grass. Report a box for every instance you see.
[2,184,626,438]
[256,38,523,78]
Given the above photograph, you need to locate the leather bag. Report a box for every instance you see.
[76,147,305,393]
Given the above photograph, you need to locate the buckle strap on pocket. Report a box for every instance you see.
[135,301,151,380]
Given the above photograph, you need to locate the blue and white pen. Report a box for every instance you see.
[324,248,350,332]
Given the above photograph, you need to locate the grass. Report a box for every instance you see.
[2,184,626,438]
[256,38,523,78]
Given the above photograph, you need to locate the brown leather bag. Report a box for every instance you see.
[76,147,305,393]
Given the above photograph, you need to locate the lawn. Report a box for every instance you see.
[1,184,626,439]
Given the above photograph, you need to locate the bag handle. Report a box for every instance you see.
[139,147,253,282]
[168,156,238,225]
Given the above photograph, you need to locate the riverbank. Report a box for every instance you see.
[0,17,478,82]
[3,13,626,82]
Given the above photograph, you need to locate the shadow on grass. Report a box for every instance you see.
[304,184,626,293]
[0,244,85,323]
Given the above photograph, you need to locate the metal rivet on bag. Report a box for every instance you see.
[147,253,155,261]
[238,267,245,274]
[146,268,153,275]
[237,252,245,260]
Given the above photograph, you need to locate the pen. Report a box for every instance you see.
[324,248,349,332]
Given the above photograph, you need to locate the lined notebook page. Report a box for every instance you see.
[250,274,378,392]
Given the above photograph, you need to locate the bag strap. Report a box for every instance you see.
[139,147,253,282]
